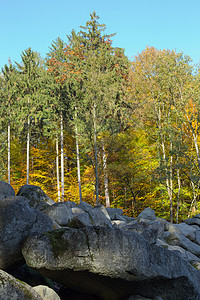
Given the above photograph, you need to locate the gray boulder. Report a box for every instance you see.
[64,200,77,209]
[112,220,127,229]
[22,226,200,300]
[123,219,165,244]
[0,196,53,269]
[42,202,73,226]
[68,205,112,228]
[184,216,200,226]
[106,207,124,220]
[167,245,200,264]
[71,207,85,217]
[137,207,156,221]
[86,206,112,227]
[77,201,93,212]
[17,184,55,209]
[94,205,111,220]
[162,231,200,258]
[0,269,43,300]
[67,211,94,228]
[33,285,61,300]
[0,180,15,198]
[195,230,200,245]
[168,223,196,242]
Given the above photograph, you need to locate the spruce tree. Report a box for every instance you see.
[67,12,130,204]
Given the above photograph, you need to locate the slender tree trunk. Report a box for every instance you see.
[93,101,99,205]
[27,114,30,185]
[75,106,82,203]
[158,104,173,222]
[176,163,181,224]
[8,122,10,184]
[60,111,64,201]
[169,141,173,223]
[102,145,110,207]
[56,137,60,202]
[75,125,82,203]
[193,135,200,171]
[188,181,199,217]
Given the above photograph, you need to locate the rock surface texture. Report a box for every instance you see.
[0,182,200,299]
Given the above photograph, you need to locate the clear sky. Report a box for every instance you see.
[1,0,200,69]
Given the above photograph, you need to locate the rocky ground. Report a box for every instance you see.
[0,181,200,299]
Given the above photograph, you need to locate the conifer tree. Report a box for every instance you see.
[1,62,18,183]
[46,37,69,201]
[68,12,130,204]
[14,48,47,184]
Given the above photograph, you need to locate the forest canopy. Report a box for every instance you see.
[1,12,200,223]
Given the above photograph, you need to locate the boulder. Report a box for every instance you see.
[33,285,60,300]
[106,207,124,220]
[0,269,43,300]
[162,231,200,258]
[77,201,93,212]
[123,219,165,244]
[67,211,94,228]
[42,202,73,226]
[112,220,127,229]
[22,226,200,300]
[168,223,196,242]
[195,230,200,245]
[167,245,200,264]
[71,207,85,217]
[68,206,112,228]
[17,184,55,209]
[0,181,15,197]
[0,196,53,269]
[137,207,156,221]
[184,216,200,226]
[94,205,111,220]
[64,200,77,209]
[87,207,112,227]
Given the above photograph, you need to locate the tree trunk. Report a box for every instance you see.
[102,145,110,207]
[75,106,82,203]
[26,114,30,185]
[60,111,64,201]
[7,122,10,184]
[75,125,82,203]
[93,101,99,205]
[176,162,181,224]
[56,137,61,202]
[169,141,173,223]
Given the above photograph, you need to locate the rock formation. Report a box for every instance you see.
[0,181,200,299]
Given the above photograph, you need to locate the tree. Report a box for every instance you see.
[46,37,70,201]
[1,62,18,184]
[15,48,47,184]
[67,12,130,205]
[130,47,193,222]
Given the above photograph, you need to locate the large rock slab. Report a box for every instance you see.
[17,184,55,209]
[22,226,200,300]
[0,269,43,300]
[0,196,53,269]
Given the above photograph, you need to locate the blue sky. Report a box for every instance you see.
[1,0,200,69]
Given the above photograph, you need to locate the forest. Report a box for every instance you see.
[1,12,200,223]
